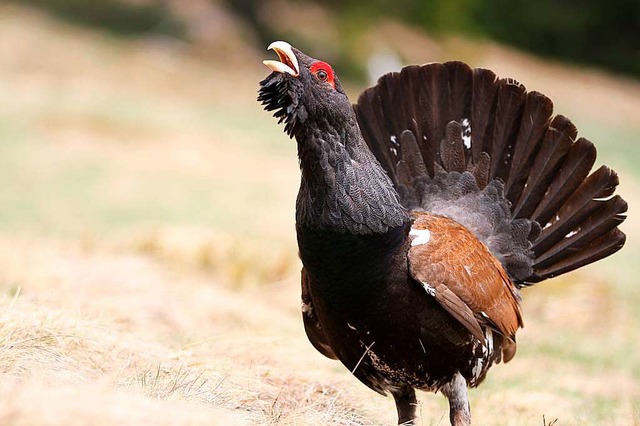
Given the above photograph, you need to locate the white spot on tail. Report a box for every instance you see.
[594,195,614,202]
[390,135,399,156]
[565,230,578,238]
[409,228,431,246]
[347,322,357,330]
[461,118,472,149]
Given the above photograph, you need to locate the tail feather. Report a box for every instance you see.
[533,195,627,268]
[419,63,452,155]
[399,129,429,178]
[414,64,453,174]
[447,61,473,123]
[467,152,491,189]
[530,137,597,226]
[356,89,398,182]
[396,129,429,208]
[378,72,412,143]
[505,91,554,203]
[488,79,526,182]
[532,166,620,255]
[512,116,575,219]
[471,69,499,163]
[532,229,626,281]
[354,61,626,285]
[441,121,466,173]
[400,66,438,173]
[548,114,579,139]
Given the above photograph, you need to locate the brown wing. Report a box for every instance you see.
[301,268,337,360]
[408,213,523,345]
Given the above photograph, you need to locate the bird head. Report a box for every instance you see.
[258,41,351,137]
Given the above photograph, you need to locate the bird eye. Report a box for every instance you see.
[310,61,335,89]
[316,70,328,82]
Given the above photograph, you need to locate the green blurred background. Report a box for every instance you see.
[10,0,640,79]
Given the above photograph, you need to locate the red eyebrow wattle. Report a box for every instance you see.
[310,61,335,88]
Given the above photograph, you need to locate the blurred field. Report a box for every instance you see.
[0,4,638,425]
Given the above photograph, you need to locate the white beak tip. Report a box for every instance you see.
[267,40,292,51]
[262,60,297,76]
[264,40,300,77]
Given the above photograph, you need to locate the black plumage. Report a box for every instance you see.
[354,60,627,285]
[258,42,627,425]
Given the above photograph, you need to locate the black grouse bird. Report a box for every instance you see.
[258,41,627,425]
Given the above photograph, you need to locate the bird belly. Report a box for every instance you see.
[307,273,486,394]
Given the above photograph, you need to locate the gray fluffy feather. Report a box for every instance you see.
[404,171,539,284]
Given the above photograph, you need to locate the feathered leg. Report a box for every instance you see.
[442,373,471,426]
[391,385,417,425]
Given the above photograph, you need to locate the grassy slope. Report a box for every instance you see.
[0,4,638,425]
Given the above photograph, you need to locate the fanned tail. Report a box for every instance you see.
[354,61,627,285]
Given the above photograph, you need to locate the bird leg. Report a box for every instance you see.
[391,385,417,425]
[441,372,471,426]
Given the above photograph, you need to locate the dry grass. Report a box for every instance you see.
[0,3,638,425]
[0,238,387,425]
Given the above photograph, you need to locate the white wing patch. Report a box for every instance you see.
[419,280,436,297]
[409,228,431,246]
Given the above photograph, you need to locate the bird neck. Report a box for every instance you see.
[294,112,408,235]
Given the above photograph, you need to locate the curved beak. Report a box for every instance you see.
[263,41,300,77]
